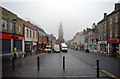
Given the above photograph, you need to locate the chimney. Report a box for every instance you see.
[115,2,120,10]
[104,13,107,19]
[92,23,96,28]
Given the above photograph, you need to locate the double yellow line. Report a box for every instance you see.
[100,70,120,79]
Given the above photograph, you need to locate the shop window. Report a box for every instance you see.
[2,19,7,29]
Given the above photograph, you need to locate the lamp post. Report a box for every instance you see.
[13,18,17,57]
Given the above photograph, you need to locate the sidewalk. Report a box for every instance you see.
[78,49,120,58]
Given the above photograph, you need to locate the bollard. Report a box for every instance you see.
[97,60,99,77]
[12,57,15,71]
[63,56,65,70]
[37,57,39,71]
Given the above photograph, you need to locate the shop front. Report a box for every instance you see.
[108,40,119,55]
[0,33,23,55]
[98,41,107,54]
[88,43,97,52]
[33,42,37,53]
[25,42,32,54]
[80,44,84,50]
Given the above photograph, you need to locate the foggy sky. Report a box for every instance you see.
[1,0,119,40]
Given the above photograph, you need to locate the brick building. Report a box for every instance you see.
[107,2,120,55]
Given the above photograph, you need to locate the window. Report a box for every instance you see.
[104,23,106,29]
[104,32,106,37]
[110,18,112,24]
[19,26,21,32]
[2,19,7,29]
[101,25,103,30]
[99,26,100,30]
[33,31,35,38]
[115,28,118,37]
[104,32,106,40]
[10,22,13,30]
[115,15,118,23]
[30,30,31,38]
[110,29,112,37]
[27,29,29,38]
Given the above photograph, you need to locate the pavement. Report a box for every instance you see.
[70,49,120,78]
[2,49,119,79]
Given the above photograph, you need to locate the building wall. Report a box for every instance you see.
[107,12,119,40]
[24,26,37,42]
[1,7,24,55]
[1,7,23,36]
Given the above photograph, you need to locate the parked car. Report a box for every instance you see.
[44,45,52,53]
[53,45,60,53]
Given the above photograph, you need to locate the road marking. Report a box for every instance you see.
[100,70,120,79]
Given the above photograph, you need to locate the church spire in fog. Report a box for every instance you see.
[57,21,64,44]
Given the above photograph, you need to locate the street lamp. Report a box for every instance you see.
[13,18,17,57]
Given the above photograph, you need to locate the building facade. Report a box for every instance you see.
[34,25,48,52]
[107,2,120,55]
[0,7,24,55]
[48,34,56,46]
[97,13,108,54]
[23,20,37,54]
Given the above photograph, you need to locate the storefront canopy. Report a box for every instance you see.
[88,43,97,45]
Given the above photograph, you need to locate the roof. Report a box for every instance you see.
[97,18,107,24]
[107,8,120,17]
[34,25,48,37]
[23,20,37,31]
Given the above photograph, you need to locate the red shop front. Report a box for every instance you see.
[0,33,23,54]
[108,40,119,55]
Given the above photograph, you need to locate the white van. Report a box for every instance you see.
[53,45,60,53]
[61,44,68,52]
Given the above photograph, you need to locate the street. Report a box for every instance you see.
[2,49,120,79]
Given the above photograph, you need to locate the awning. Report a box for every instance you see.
[98,41,107,44]
[88,43,97,45]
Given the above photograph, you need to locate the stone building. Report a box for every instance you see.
[0,7,24,56]
[97,13,108,54]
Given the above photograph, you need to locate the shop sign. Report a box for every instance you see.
[84,43,87,46]
[0,33,14,39]
[25,42,32,45]
[99,41,107,44]
[108,40,118,44]
[81,44,84,46]
[33,42,37,45]
[0,33,23,40]
[88,43,97,45]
